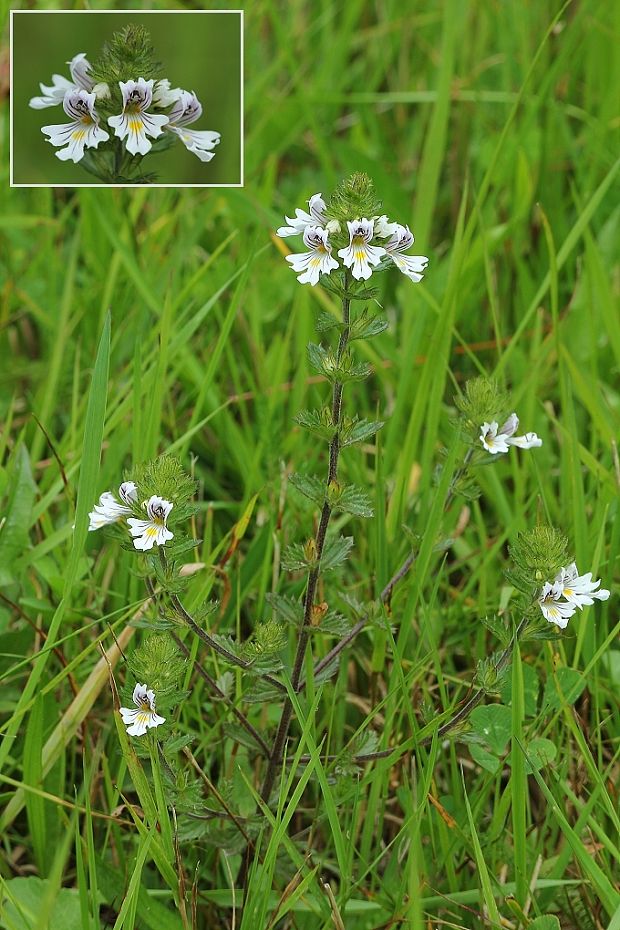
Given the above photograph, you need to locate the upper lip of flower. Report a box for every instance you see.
[276,193,327,238]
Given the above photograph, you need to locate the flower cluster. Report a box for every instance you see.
[88,481,174,551]
[277,192,428,286]
[120,683,165,736]
[538,562,610,628]
[479,412,542,455]
[30,50,220,172]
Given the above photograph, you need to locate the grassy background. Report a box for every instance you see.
[1,0,619,928]
[12,11,242,184]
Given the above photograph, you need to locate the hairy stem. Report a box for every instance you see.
[258,281,351,807]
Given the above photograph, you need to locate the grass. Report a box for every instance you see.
[1,0,619,928]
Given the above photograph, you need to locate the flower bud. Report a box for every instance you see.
[310,602,328,627]
[303,538,317,563]
[93,82,111,100]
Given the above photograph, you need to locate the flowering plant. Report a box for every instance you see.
[29,26,220,183]
[81,175,611,916]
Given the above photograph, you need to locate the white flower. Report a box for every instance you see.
[119,683,166,736]
[153,78,183,107]
[555,562,611,609]
[276,193,327,237]
[538,582,577,629]
[88,481,138,531]
[166,90,221,162]
[480,413,542,455]
[127,495,174,551]
[30,74,75,109]
[29,52,93,109]
[285,225,339,285]
[108,79,169,156]
[41,89,109,163]
[337,218,386,281]
[68,52,94,92]
[384,224,429,282]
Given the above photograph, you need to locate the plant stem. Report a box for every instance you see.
[258,278,351,808]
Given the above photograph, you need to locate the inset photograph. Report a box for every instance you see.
[11,10,243,186]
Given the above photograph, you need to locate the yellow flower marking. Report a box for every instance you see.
[128,119,143,131]
[72,129,86,141]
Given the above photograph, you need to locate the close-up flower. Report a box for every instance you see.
[108,78,170,156]
[276,193,327,238]
[119,683,166,736]
[384,224,429,282]
[337,218,386,281]
[167,90,221,162]
[555,562,610,608]
[88,481,138,531]
[480,413,542,454]
[285,225,339,285]
[41,89,109,163]
[538,581,577,628]
[28,52,93,108]
[127,495,174,550]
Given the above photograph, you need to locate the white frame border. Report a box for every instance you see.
[10,8,244,188]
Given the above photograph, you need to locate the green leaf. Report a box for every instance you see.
[307,343,372,383]
[289,473,325,507]
[0,445,37,587]
[316,608,353,636]
[528,918,561,930]
[333,485,374,518]
[0,877,82,930]
[340,416,384,447]
[542,667,586,711]
[469,743,501,774]
[294,408,335,442]
[481,614,512,647]
[243,678,285,704]
[470,704,512,754]
[348,309,388,342]
[522,738,557,773]
[320,535,354,571]
[281,542,312,572]
[315,310,341,332]
[501,661,539,716]
[266,593,303,626]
